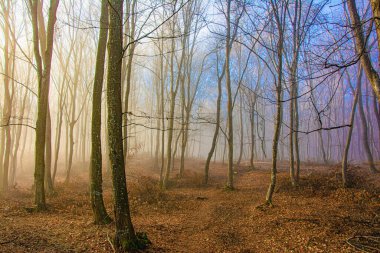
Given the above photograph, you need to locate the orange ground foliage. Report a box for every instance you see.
[0,158,379,252]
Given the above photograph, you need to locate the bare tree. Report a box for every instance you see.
[265,0,286,205]
[29,0,59,210]
[342,66,361,187]
[106,0,148,250]
[0,0,12,192]
[89,0,112,225]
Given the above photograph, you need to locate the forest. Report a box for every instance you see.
[0,0,379,252]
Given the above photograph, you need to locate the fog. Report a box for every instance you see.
[0,0,379,252]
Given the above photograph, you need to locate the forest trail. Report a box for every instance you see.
[0,158,379,252]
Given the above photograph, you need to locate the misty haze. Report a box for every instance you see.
[0,0,379,252]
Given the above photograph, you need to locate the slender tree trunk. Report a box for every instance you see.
[1,1,11,191]
[236,93,244,167]
[357,75,378,173]
[30,0,59,210]
[65,52,81,183]
[249,103,255,169]
[163,8,186,188]
[52,98,64,184]
[294,90,300,181]
[123,0,137,161]
[163,33,176,189]
[11,90,28,186]
[159,50,165,183]
[44,104,54,193]
[205,59,225,183]
[153,67,161,170]
[89,0,111,225]
[342,70,361,187]
[289,87,295,185]
[266,3,284,205]
[225,0,234,189]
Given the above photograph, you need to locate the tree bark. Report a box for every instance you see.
[347,0,380,102]
[89,0,112,225]
[225,0,234,189]
[122,0,137,161]
[266,0,284,205]
[30,0,59,210]
[106,0,141,250]
[44,104,54,193]
[357,73,378,173]
[370,0,380,69]
[204,72,222,184]
[342,68,361,187]
[236,92,244,167]
[1,0,12,192]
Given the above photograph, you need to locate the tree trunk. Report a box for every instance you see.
[122,0,137,161]
[266,2,284,205]
[342,69,361,187]
[30,0,59,210]
[370,0,380,70]
[236,93,244,167]
[106,0,142,250]
[347,0,380,102]
[163,7,186,188]
[11,89,28,186]
[52,95,64,184]
[65,48,82,183]
[225,0,234,189]
[1,1,11,192]
[44,104,54,193]
[249,102,255,169]
[89,0,112,225]
[357,74,378,173]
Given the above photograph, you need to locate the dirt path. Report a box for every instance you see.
[0,160,379,252]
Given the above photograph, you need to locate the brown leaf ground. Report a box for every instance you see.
[0,158,379,252]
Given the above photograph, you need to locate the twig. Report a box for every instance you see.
[106,233,116,253]
[0,237,17,245]
[346,236,380,253]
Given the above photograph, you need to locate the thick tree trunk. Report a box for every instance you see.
[347,0,380,102]
[106,0,142,250]
[370,0,380,69]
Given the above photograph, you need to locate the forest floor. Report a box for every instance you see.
[0,158,379,253]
